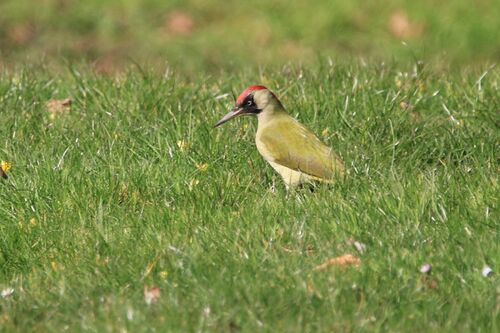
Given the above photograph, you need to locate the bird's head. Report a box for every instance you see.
[214,85,282,127]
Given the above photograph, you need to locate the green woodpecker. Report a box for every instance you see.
[215,85,345,187]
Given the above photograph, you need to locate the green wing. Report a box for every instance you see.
[259,118,345,179]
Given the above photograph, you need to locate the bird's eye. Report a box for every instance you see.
[247,100,253,106]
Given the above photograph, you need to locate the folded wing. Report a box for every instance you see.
[259,119,344,180]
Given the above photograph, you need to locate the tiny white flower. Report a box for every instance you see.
[420,263,432,274]
[482,265,493,277]
[1,287,14,298]
[353,241,367,253]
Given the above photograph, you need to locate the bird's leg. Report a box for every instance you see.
[294,181,316,193]
[270,176,276,194]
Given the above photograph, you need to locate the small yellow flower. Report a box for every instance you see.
[195,162,208,172]
[394,75,403,89]
[29,218,37,226]
[51,261,59,271]
[0,161,11,172]
[321,128,330,138]
[177,140,188,152]
[159,271,168,279]
[241,123,249,131]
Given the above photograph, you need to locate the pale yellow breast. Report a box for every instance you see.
[267,161,304,187]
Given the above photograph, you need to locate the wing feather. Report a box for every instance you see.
[258,118,344,179]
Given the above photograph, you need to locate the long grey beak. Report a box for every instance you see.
[214,106,244,128]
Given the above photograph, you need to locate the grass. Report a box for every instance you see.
[0,62,498,332]
[1,0,499,73]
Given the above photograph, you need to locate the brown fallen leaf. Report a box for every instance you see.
[7,23,36,44]
[46,98,72,119]
[427,279,438,289]
[389,11,424,39]
[164,11,194,35]
[144,285,160,305]
[314,254,361,270]
[422,276,438,289]
[399,101,414,110]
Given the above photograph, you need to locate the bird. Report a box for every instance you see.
[215,85,345,188]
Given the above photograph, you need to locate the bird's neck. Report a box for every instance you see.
[256,103,287,128]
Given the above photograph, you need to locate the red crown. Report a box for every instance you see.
[236,85,268,105]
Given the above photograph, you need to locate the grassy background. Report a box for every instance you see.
[0,0,499,73]
[0,0,499,332]
[0,63,498,332]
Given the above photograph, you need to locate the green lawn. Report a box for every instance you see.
[1,0,499,73]
[0,63,498,332]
